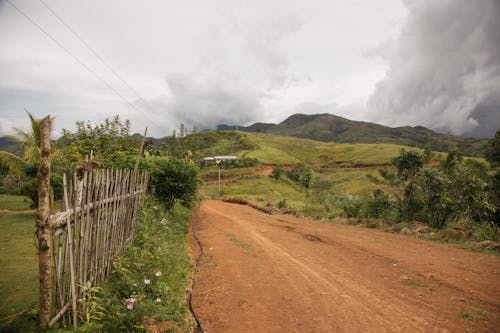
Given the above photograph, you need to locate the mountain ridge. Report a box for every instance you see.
[217,113,488,156]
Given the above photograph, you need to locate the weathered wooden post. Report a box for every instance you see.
[36,116,52,330]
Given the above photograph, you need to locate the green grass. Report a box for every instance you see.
[0,195,33,211]
[0,212,37,320]
[225,233,253,254]
[203,175,307,211]
[200,165,262,180]
[317,168,381,194]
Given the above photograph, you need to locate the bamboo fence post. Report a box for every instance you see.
[36,116,52,330]
[63,174,78,330]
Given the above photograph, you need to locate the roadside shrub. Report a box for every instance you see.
[392,150,424,181]
[472,221,500,242]
[277,198,288,208]
[141,156,199,210]
[270,166,284,180]
[363,189,392,220]
[333,194,362,218]
[287,163,314,188]
[217,157,260,169]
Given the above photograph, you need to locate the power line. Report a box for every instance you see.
[5,0,143,113]
[38,0,156,114]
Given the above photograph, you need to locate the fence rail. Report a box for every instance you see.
[47,169,148,329]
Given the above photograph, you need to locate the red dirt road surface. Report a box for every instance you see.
[191,200,500,332]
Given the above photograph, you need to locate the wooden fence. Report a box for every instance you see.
[34,116,149,330]
[47,169,148,329]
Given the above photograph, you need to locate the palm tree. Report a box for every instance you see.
[0,150,24,175]
[10,110,50,164]
[0,110,54,174]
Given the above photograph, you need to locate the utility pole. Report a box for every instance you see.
[203,156,237,195]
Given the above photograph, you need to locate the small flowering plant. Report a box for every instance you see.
[123,294,144,310]
[124,297,136,310]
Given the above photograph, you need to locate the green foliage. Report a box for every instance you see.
[287,164,314,188]
[392,150,425,181]
[78,282,105,325]
[96,198,193,332]
[160,131,256,162]
[333,194,363,218]
[364,189,392,219]
[491,170,500,226]
[270,166,284,180]
[54,116,140,173]
[7,111,54,165]
[19,174,63,208]
[485,130,500,167]
[0,151,23,176]
[370,149,496,229]
[142,156,200,210]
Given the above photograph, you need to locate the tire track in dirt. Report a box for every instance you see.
[191,200,500,333]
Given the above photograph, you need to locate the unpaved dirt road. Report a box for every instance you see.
[191,200,500,332]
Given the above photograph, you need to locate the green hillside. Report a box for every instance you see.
[177,131,422,168]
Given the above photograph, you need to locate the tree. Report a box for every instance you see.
[392,150,424,181]
[54,116,139,173]
[8,111,55,165]
[485,130,500,167]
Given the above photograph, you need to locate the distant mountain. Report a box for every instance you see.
[218,113,489,156]
[0,137,21,155]
[217,122,275,133]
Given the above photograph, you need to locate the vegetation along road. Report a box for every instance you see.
[191,200,499,333]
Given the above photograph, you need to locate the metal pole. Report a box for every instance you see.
[218,165,221,194]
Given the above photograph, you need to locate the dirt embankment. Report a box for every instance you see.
[190,200,500,333]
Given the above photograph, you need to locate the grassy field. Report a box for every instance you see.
[0,211,37,320]
[0,195,33,211]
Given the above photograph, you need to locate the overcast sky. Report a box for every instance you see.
[0,0,498,138]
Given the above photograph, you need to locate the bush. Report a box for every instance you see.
[270,166,284,180]
[333,194,362,218]
[370,149,496,230]
[287,164,314,188]
[141,156,200,210]
[364,189,392,219]
[20,174,63,208]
